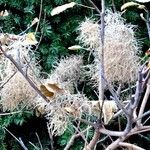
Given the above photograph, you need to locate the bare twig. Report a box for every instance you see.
[4,127,28,150]
[29,141,40,150]
[0,111,22,116]
[35,132,43,150]
[35,0,43,35]
[85,1,105,149]
[64,126,91,150]
[119,142,145,150]
[145,11,150,40]
[64,133,79,150]
[99,0,105,102]
[0,71,17,90]
[35,11,46,51]
[99,127,124,137]
[85,129,100,150]
[137,79,150,126]
[143,115,150,125]
[88,0,101,14]
[0,45,49,102]
[103,77,129,115]
[47,123,54,150]
[111,0,116,12]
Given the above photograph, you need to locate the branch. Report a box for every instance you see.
[103,77,129,116]
[85,129,100,150]
[0,71,17,90]
[137,79,150,126]
[47,123,54,150]
[0,111,22,116]
[99,126,124,137]
[64,126,91,150]
[4,127,28,150]
[35,133,43,150]
[145,11,150,40]
[88,0,101,14]
[99,0,105,101]
[119,142,145,150]
[35,0,43,34]
[64,133,80,150]
[0,45,49,102]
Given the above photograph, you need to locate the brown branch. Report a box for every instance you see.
[85,1,105,148]
[119,142,145,150]
[137,79,150,126]
[0,45,49,102]
[145,11,150,40]
[64,133,80,150]
[0,71,17,90]
[111,0,116,12]
[47,123,54,150]
[88,0,101,14]
[99,0,105,102]
[99,127,124,137]
[64,126,92,150]
[85,129,100,150]
[4,127,28,150]
[35,133,43,150]
[103,77,129,116]
[35,0,43,34]
[0,111,22,116]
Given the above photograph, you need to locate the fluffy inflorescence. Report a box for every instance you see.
[36,93,89,135]
[52,55,83,83]
[35,55,86,135]
[77,18,100,49]
[77,10,140,86]
[1,71,38,111]
[42,55,83,93]
[0,33,40,111]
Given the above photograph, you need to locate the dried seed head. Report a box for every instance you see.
[77,10,140,86]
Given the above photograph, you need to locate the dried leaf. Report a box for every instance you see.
[140,13,146,21]
[121,2,140,11]
[35,106,45,117]
[134,0,150,3]
[31,17,39,26]
[64,106,79,117]
[22,32,38,45]
[145,48,150,56]
[102,101,117,124]
[68,45,82,50]
[138,5,146,10]
[64,106,75,114]
[0,34,9,45]
[47,83,63,92]
[51,2,76,16]
[40,85,54,97]
[0,10,9,17]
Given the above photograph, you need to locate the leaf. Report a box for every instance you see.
[134,0,150,3]
[64,106,79,117]
[64,107,75,114]
[68,45,82,50]
[31,17,39,26]
[145,48,150,56]
[121,2,140,11]
[0,10,9,17]
[22,32,38,45]
[102,101,117,124]
[35,105,45,117]
[0,34,9,45]
[40,85,54,97]
[51,2,76,16]
[47,83,63,92]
